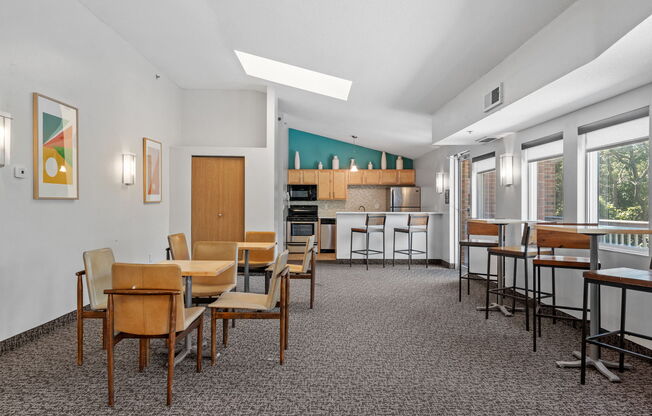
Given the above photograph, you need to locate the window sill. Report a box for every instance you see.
[598,244,650,257]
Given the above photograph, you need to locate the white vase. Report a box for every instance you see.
[367,161,373,169]
[381,152,387,170]
[318,161,323,169]
[332,155,339,170]
[396,156,404,170]
[294,151,300,169]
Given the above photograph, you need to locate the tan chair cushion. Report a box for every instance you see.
[168,233,190,260]
[83,248,114,311]
[192,282,236,297]
[192,241,238,298]
[238,260,274,268]
[288,264,304,273]
[183,307,205,330]
[209,292,271,310]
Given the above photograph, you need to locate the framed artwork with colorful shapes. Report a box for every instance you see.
[143,137,162,203]
[33,93,79,200]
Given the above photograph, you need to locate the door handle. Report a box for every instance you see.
[217,213,223,217]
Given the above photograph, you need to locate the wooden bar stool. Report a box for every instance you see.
[532,223,599,352]
[485,224,551,330]
[459,221,499,301]
[580,265,652,384]
[392,214,429,269]
[350,214,386,270]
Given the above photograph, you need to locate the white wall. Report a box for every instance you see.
[0,0,182,341]
[417,83,652,347]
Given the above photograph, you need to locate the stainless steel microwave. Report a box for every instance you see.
[288,185,317,201]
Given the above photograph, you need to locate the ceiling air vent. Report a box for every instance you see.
[483,83,503,112]
[475,136,498,144]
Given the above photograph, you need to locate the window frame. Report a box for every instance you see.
[471,155,496,219]
[521,135,564,221]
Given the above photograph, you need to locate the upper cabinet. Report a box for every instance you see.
[316,170,348,200]
[288,169,318,185]
[288,169,416,199]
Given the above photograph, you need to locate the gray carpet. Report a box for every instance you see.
[1,263,651,415]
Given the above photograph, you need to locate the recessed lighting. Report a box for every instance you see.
[234,50,352,101]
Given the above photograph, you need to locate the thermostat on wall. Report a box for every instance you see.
[14,165,26,179]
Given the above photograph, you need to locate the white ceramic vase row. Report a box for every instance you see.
[294,151,404,170]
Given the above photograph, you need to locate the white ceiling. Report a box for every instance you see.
[80,0,574,158]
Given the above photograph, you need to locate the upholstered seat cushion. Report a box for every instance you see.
[459,238,499,248]
[488,246,552,257]
[238,260,274,268]
[208,292,271,311]
[265,263,303,274]
[192,282,236,297]
[533,255,593,268]
[183,307,205,330]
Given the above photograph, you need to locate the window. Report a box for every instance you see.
[584,113,650,253]
[471,154,496,219]
[522,136,564,221]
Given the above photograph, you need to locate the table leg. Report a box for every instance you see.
[173,275,193,366]
[244,249,250,292]
[555,234,631,382]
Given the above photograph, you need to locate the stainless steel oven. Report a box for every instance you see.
[286,205,319,254]
[286,221,318,244]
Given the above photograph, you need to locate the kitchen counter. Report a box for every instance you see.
[335,212,444,261]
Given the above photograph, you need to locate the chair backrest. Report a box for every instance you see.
[168,233,190,260]
[366,215,386,228]
[467,221,499,237]
[243,231,276,263]
[111,263,185,335]
[192,241,238,285]
[299,235,316,273]
[536,223,597,249]
[265,250,289,310]
[408,214,429,227]
[520,223,532,246]
[83,248,115,310]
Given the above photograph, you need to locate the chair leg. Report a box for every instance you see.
[265,270,271,294]
[196,316,203,373]
[139,339,148,372]
[551,267,557,324]
[393,230,397,267]
[538,267,543,337]
[467,246,471,295]
[458,245,463,302]
[425,231,429,268]
[167,333,175,406]
[285,275,290,350]
[485,253,491,320]
[524,259,530,332]
[102,316,107,350]
[211,311,217,366]
[512,258,517,312]
[619,288,627,372]
[365,232,370,270]
[532,265,537,352]
[382,230,385,268]
[408,232,412,270]
[349,231,354,267]
[223,317,229,347]
[309,269,315,309]
[107,318,114,407]
[77,311,83,366]
[580,279,589,385]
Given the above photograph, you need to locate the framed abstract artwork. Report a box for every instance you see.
[143,137,162,203]
[33,93,79,199]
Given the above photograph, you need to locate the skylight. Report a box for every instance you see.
[234,50,352,101]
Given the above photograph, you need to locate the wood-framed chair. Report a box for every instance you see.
[238,231,277,270]
[532,223,599,351]
[105,263,205,407]
[209,251,290,366]
[76,248,114,365]
[458,220,499,301]
[267,236,316,308]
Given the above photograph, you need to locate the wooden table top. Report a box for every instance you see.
[470,218,537,225]
[584,268,652,289]
[237,242,276,250]
[537,224,652,235]
[158,260,234,276]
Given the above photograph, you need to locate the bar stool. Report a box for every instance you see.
[532,223,599,352]
[485,224,551,331]
[350,214,386,270]
[392,214,429,269]
[459,221,499,302]
[581,264,652,384]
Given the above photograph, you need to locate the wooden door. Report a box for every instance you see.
[302,169,318,184]
[317,171,332,200]
[192,156,245,244]
[288,170,302,184]
[332,170,348,199]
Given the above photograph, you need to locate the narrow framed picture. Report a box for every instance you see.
[33,93,79,199]
[143,137,162,203]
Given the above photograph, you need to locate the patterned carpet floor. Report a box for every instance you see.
[1,263,651,415]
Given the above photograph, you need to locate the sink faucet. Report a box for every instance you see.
[359,205,366,212]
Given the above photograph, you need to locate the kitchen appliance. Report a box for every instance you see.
[319,218,336,252]
[286,205,319,253]
[387,186,421,212]
[288,184,317,201]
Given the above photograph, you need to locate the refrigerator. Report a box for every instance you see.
[387,187,421,212]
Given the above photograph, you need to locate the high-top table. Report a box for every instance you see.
[159,259,234,364]
[473,218,533,317]
[238,241,276,292]
[537,224,652,382]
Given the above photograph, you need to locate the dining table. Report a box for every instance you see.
[159,259,234,364]
[238,241,276,292]
[536,223,652,382]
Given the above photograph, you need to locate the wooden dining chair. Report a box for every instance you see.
[209,251,290,365]
[167,233,190,261]
[191,241,238,301]
[105,263,205,407]
[266,236,316,308]
[238,231,276,269]
[76,248,114,365]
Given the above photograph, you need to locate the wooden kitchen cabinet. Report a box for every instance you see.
[348,170,363,185]
[287,168,415,193]
[363,170,380,185]
[380,170,399,185]
[316,170,348,200]
[288,169,318,184]
[302,169,318,184]
[332,170,348,199]
[398,169,416,185]
[288,170,302,184]
[316,171,332,200]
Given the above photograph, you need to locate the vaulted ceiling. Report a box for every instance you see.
[80,0,575,157]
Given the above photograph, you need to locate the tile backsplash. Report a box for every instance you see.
[298,186,388,217]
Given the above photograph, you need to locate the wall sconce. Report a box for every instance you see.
[500,153,513,186]
[435,171,446,193]
[122,153,136,185]
[0,112,12,167]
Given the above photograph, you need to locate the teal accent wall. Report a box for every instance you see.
[288,129,413,170]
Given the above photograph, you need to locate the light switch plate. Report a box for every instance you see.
[14,165,26,179]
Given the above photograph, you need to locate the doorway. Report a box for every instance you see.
[191,156,245,244]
